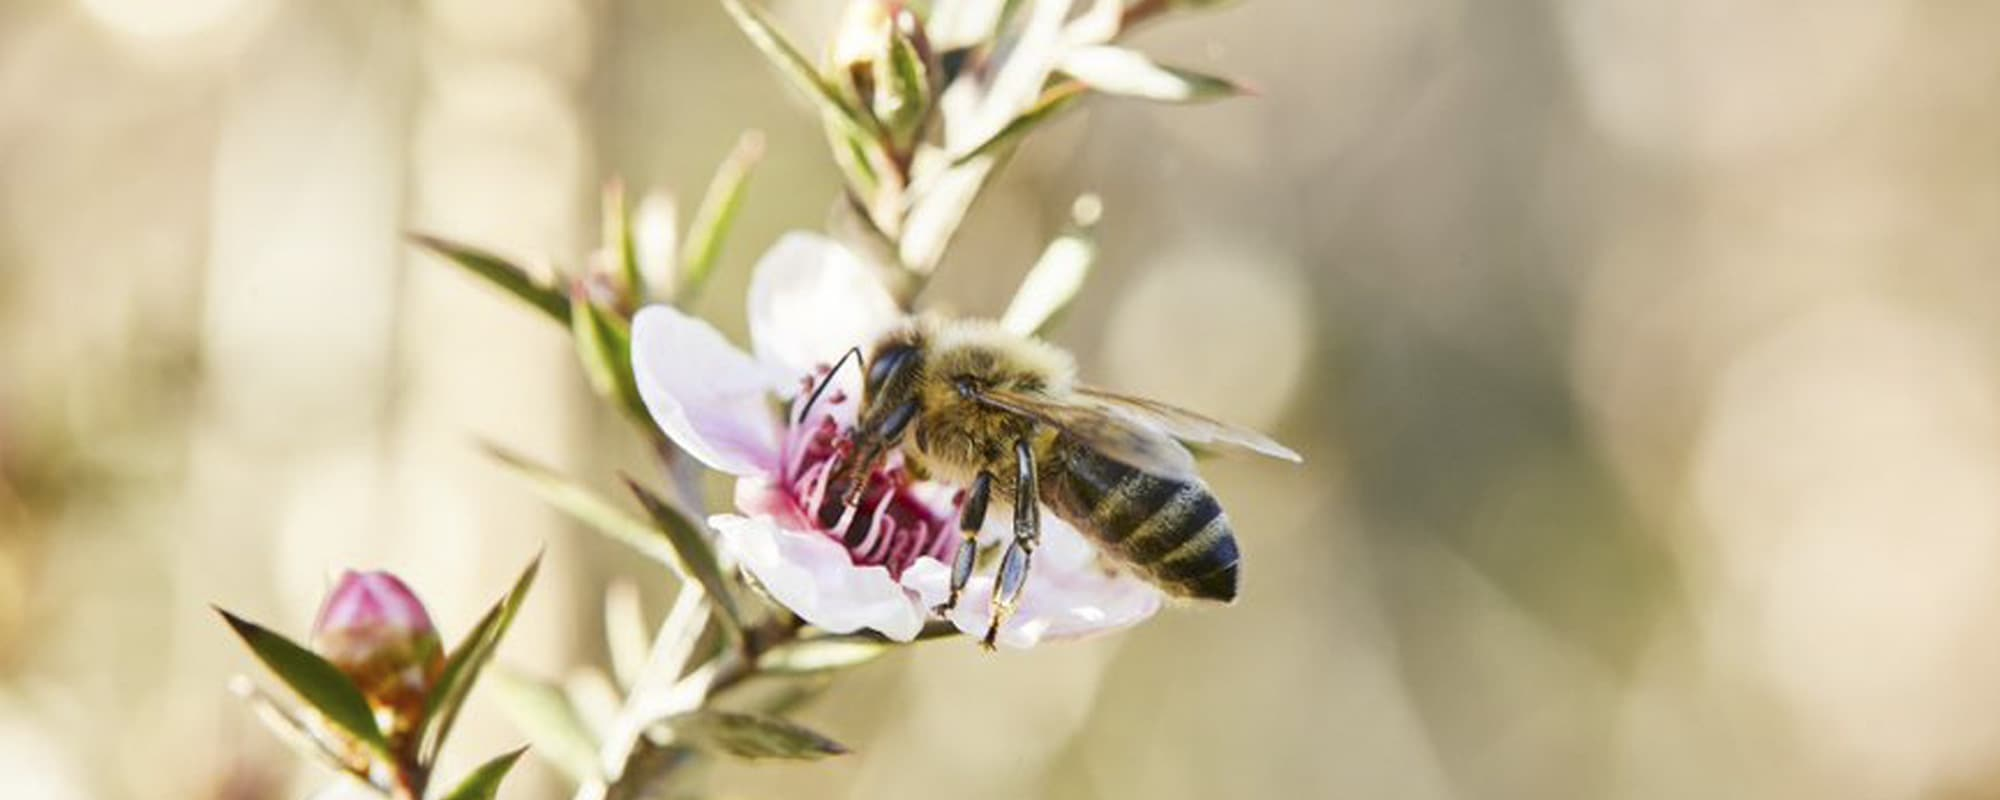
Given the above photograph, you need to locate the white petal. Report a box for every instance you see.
[711,513,926,641]
[631,305,787,477]
[901,516,1164,649]
[748,232,904,383]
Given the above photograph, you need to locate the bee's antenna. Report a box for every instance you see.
[798,346,864,424]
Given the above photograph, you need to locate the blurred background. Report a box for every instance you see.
[5,0,2000,797]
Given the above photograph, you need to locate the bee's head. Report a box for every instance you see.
[855,329,924,444]
[823,331,925,511]
[862,338,920,405]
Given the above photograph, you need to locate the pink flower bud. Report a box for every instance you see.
[310,571,444,732]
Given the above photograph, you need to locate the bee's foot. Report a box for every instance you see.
[978,626,999,651]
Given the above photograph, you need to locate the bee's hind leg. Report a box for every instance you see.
[983,439,1040,650]
[935,470,992,617]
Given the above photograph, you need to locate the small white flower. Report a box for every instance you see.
[630,232,1161,648]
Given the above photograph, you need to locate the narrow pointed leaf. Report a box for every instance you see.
[622,477,746,643]
[437,747,529,800]
[1057,46,1247,103]
[410,234,571,324]
[568,285,645,421]
[678,131,765,305]
[1001,195,1100,336]
[664,710,848,761]
[720,0,876,140]
[952,81,1086,166]
[489,670,602,783]
[215,609,386,753]
[482,446,687,570]
[418,555,542,766]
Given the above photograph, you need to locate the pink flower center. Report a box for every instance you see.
[780,374,956,579]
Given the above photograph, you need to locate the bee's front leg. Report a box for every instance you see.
[935,470,992,617]
[983,438,1040,649]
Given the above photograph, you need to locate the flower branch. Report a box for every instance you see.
[220,1,1250,797]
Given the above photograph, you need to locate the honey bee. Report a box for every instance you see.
[812,316,1301,648]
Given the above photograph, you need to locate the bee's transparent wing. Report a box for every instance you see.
[1074,386,1302,463]
[974,389,1201,482]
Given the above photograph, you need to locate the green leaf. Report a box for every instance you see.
[1056,45,1248,103]
[482,446,690,572]
[720,0,877,141]
[489,670,602,784]
[602,180,643,306]
[567,285,645,421]
[410,233,571,325]
[418,555,542,766]
[663,710,848,761]
[754,637,893,675]
[436,747,529,800]
[1000,194,1101,336]
[677,131,765,305]
[215,608,387,753]
[951,81,1086,166]
[622,477,747,644]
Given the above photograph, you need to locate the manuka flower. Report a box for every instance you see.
[630,232,1160,648]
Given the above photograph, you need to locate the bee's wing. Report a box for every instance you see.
[975,389,1201,481]
[1074,386,1303,463]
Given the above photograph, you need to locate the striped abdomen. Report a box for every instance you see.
[1043,437,1240,602]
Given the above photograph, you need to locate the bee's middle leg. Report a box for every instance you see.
[983,438,1040,649]
[934,470,992,616]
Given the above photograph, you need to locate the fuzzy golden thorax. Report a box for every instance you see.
[852,317,1077,500]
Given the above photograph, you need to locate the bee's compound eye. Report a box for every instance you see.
[866,344,914,392]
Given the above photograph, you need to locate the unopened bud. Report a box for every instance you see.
[872,6,933,147]
[311,571,444,733]
[828,0,933,150]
